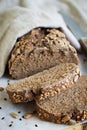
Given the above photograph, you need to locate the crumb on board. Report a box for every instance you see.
[10,121,13,124]
[0,87,4,92]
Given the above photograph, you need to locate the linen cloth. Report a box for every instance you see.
[0,0,86,77]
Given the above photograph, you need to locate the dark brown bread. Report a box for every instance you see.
[64,122,87,130]
[36,76,87,124]
[6,63,80,103]
[8,28,79,79]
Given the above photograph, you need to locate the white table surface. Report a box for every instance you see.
[0,53,87,130]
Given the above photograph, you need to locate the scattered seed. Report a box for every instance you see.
[18,111,21,114]
[10,112,18,118]
[7,79,10,85]
[4,98,7,101]
[19,118,22,121]
[23,113,32,119]
[1,117,5,120]
[8,82,10,85]
[9,124,12,127]
[0,107,2,109]
[0,87,4,92]
[35,124,38,127]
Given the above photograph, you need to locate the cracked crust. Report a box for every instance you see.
[8,28,79,79]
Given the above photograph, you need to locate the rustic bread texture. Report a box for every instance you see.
[64,123,87,130]
[6,63,80,103]
[8,28,79,79]
[36,76,87,124]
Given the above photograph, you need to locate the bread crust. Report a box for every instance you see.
[6,63,80,103]
[8,28,79,79]
[37,106,87,124]
[36,76,87,124]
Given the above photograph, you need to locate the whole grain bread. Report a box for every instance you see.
[8,28,79,79]
[6,63,80,103]
[64,123,87,130]
[36,75,87,124]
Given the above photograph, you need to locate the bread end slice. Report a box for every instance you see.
[36,76,87,124]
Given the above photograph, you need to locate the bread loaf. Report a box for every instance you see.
[8,28,79,79]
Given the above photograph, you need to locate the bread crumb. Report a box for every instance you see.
[0,87,4,92]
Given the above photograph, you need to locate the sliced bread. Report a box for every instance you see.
[36,76,87,124]
[8,28,79,79]
[6,63,80,103]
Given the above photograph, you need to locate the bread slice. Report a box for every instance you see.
[64,123,87,130]
[8,28,79,79]
[6,63,80,103]
[36,76,87,124]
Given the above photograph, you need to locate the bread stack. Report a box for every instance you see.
[6,28,87,124]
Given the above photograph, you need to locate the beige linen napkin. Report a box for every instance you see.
[0,0,83,77]
[0,0,87,33]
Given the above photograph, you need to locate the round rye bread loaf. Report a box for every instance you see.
[8,28,79,79]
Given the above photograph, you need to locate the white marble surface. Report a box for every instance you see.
[0,53,87,130]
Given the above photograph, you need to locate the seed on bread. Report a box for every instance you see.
[61,115,71,123]
[73,75,79,83]
[12,93,24,103]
